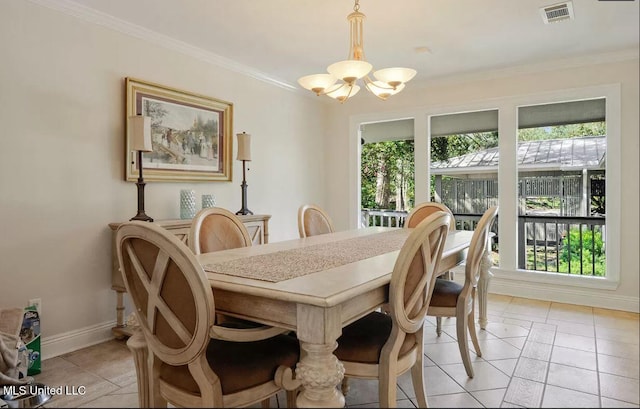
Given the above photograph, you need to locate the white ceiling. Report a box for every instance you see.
[63,0,639,88]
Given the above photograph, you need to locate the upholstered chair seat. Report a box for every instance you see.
[160,334,299,395]
[429,278,462,308]
[336,312,416,364]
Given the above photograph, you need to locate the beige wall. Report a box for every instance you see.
[0,1,327,354]
[324,58,639,310]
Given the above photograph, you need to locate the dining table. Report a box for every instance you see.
[194,226,493,408]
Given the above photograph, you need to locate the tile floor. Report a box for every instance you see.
[11,294,640,408]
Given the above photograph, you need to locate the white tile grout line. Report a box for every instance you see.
[593,309,604,408]
[537,322,557,408]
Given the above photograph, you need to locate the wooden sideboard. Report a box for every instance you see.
[108,214,271,337]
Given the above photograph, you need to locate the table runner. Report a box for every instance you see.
[203,229,410,283]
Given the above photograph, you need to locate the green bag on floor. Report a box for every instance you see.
[20,306,41,375]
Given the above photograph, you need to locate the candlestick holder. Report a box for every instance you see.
[235,132,253,216]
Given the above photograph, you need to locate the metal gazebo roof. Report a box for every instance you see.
[431,136,606,175]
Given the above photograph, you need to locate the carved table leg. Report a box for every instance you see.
[477,242,494,330]
[126,330,150,408]
[295,341,345,408]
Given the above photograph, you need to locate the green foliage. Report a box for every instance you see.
[431,132,499,162]
[524,197,560,211]
[559,227,606,276]
[361,141,414,210]
[518,122,606,141]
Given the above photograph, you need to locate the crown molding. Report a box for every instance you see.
[27,0,298,92]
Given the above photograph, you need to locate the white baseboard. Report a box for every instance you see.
[41,321,116,360]
[489,278,640,313]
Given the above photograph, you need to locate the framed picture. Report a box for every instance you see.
[125,77,233,182]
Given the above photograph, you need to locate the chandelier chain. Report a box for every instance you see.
[353,0,360,12]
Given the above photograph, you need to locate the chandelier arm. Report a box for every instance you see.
[363,78,390,101]
[340,83,355,103]
[314,81,348,97]
[364,75,396,90]
[348,84,355,99]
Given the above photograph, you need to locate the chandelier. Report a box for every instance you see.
[298,0,416,103]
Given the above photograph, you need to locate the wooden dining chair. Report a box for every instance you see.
[334,211,451,408]
[189,207,252,254]
[405,202,455,230]
[406,202,456,280]
[116,221,300,408]
[297,204,335,238]
[427,205,498,378]
[189,207,286,338]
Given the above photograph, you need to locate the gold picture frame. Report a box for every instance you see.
[125,77,233,182]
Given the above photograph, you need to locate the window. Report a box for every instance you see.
[429,110,500,265]
[517,98,607,276]
[352,83,620,289]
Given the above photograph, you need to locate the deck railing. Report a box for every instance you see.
[361,208,606,276]
[517,215,606,276]
[360,210,493,231]
[361,209,407,228]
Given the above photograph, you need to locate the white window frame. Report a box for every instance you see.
[494,84,620,290]
[349,83,621,290]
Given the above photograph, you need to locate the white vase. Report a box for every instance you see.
[202,194,216,209]
[180,189,196,219]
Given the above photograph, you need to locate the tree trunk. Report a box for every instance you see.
[396,160,405,211]
[375,158,390,208]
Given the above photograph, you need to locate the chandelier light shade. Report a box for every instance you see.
[298,74,337,95]
[298,0,416,103]
[327,60,372,83]
[373,67,417,87]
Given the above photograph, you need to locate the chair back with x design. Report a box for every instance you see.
[117,221,214,367]
[389,211,451,334]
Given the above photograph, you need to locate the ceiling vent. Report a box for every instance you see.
[540,1,574,24]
